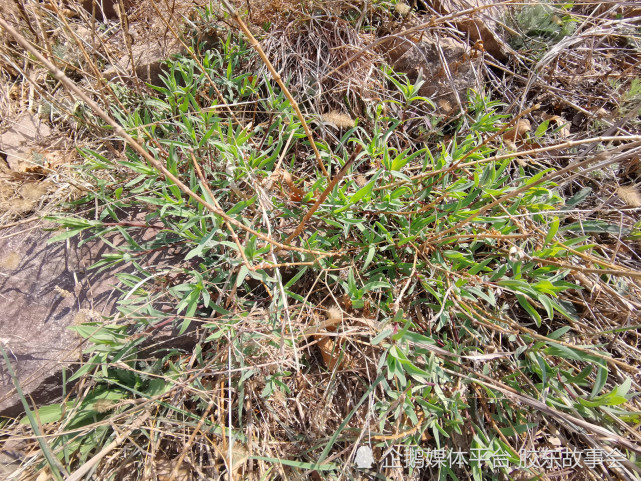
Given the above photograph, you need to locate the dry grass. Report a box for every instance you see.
[0,1,640,480]
[260,11,383,116]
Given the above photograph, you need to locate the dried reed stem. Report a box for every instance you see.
[218,0,329,178]
[285,144,362,244]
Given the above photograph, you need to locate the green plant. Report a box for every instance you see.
[45,76,641,477]
[6,9,641,480]
[506,3,577,51]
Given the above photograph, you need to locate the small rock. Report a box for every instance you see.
[0,114,52,172]
[382,35,481,113]
[354,445,374,469]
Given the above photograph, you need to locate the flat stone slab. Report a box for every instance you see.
[0,222,122,417]
[0,220,200,418]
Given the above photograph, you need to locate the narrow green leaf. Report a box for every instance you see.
[363,245,376,270]
[561,187,591,211]
[236,265,249,287]
[468,257,493,276]
[547,326,571,340]
[371,328,393,345]
[19,403,66,425]
[545,217,559,245]
[48,228,87,243]
[334,172,380,214]
[285,267,308,288]
[516,294,541,327]
[185,229,217,260]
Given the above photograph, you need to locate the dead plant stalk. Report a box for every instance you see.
[284,145,363,244]
[218,0,329,177]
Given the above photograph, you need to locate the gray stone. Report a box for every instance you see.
[0,114,52,172]
[354,445,374,469]
[382,35,481,114]
[0,222,118,417]
[0,221,198,417]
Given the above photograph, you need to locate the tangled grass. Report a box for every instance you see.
[260,12,383,116]
[0,1,640,480]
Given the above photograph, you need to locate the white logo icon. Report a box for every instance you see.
[355,445,374,469]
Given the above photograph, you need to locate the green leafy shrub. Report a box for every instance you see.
[30,20,639,480]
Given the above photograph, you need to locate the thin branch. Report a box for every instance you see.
[218,0,329,177]
[285,145,363,244]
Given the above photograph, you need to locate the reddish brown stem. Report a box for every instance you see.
[285,145,363,244]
